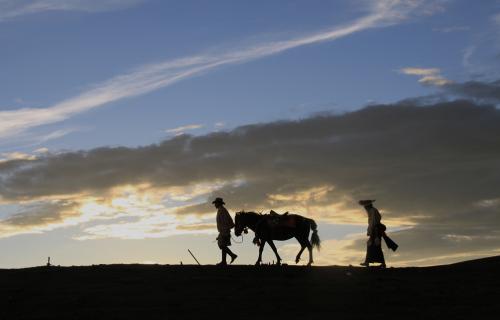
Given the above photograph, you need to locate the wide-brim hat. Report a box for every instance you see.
[212,197,225,205]
[358,199,375,206]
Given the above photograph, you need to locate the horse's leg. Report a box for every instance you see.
[256,240,266,266]
[295,237,306,264]
[267,240,282,265]
[305,239,314,266]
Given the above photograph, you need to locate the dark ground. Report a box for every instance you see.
[0,256,499,320]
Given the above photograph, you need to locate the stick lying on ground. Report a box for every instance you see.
[188,249,201,265]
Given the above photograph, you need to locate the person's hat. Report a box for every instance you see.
[212,197,225,205]
[358,199,375,206]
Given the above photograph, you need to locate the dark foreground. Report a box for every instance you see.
[1,257,499,320]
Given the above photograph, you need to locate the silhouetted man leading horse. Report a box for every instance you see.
[213,197,237,266]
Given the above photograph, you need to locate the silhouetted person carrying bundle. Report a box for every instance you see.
[359,200,398,268]
[213,197,237,266]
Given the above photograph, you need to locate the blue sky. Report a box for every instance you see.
[0,0,499,268]
[2,0,497,151]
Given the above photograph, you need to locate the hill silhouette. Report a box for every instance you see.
[1,256,499,319]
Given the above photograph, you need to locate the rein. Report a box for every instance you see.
[231,233,244,243]
[231,227,248,243]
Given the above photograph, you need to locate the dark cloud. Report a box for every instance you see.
[446,80,500,103]
[1,200,78,227]
[0,97,499,262]
[1,100,499,216]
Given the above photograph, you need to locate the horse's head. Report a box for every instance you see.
[234,211,249,236]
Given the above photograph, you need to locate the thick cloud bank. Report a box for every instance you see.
[1,98,499,264]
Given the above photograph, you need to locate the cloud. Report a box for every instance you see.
[0,181,225,238]
[2,200,78,227]
[0,93,499,266]
[74,215,215,240]
[401,67,500,103]
[433,26,470,33]
[0,0,448,142]
[400,67,453,86]
[166,124,204,136]
[2,98,499,212]
[418,0,449,16]
[445,79,500,103]
[34,147,49,153]
[0,0,146,21]
[176,223,215,232]
[0,199,82,237]
[36,128,77,142]
[462,46,476,69]
[0,152,36,162]
[492,13,500,26]
[400,67,441,76]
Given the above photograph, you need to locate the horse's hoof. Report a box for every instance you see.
[255,261,261,266]
[295,258,300,264]
[307,262,312,267]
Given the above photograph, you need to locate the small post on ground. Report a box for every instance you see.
[188,249,201,265]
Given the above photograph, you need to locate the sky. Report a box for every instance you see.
[0,0,499,268]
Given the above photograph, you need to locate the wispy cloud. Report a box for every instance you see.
[400,67,453,86]
[34,147,49,154]
[0,0,448,142]
[433,26,470,33]
[492,13,500,26]
[0,0,146,21]
[0,127,81,154]
[462,46,476,69]
[166,124,204,135]
[37,128,78,143]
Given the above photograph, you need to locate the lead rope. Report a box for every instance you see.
[212,233,243,244]
[231,231,244,244]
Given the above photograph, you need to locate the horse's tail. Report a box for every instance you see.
[308,218,321,251]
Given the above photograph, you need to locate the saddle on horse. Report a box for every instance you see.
[252,210,297,246]
[266,210,296,228]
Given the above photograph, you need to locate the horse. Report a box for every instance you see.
[234,211,320,266]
